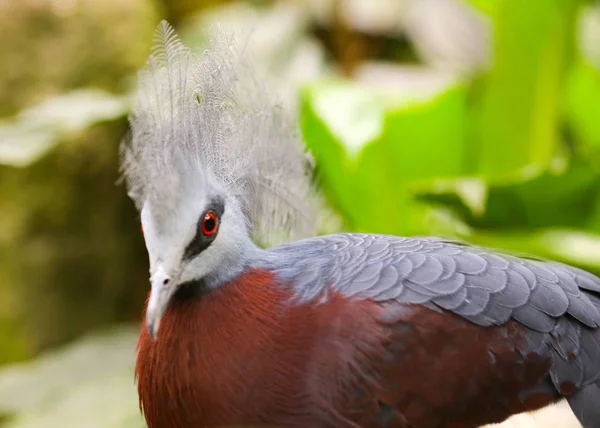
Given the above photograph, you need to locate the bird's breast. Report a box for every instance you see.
[135,268,380,428]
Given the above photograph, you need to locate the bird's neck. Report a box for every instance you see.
[201,236,264,290]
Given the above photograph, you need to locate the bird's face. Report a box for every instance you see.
[140,190,251,340]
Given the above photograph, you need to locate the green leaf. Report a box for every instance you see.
[466,0,502,19]
[564,60,600,155]
[300,78,469,236]
[473,0,579,179]
[382,84,468,181]
[416,159,600,229]
[0,90,130,167]
[300,80,404,233]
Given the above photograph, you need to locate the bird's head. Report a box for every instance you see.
[120,22,319,340]
[139,184,251,340]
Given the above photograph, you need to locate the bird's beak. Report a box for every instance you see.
[146,267,177,341]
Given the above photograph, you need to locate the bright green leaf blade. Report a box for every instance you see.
[300,78,470,236]
[564,60,600,155]
[415,159,600,229]
[383,84,468,181]
[300,82,410,234]
[466,0,501,20]
[474,0,579,179]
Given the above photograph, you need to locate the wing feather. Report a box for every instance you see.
[262,232,600,424]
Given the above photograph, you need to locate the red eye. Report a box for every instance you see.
[202,212,218,236]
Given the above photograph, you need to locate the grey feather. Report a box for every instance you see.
[261,234,600,329]
[511,304,557,332]
[568,382,600,428]
[493,270,530,307]
[579,331,600,382]
[121,21,319,245]
[550,317,580,360]
[258,232,600,416]
[432,286,468,310]
[454,285,490,317]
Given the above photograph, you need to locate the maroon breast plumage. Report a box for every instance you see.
[135,268,568,428]
[136,269,386,428]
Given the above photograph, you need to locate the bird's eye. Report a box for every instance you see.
[183,202,224,260]
[202,212,218,236]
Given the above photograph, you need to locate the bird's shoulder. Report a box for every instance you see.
[258,233,600,330]
[257,233,600,426]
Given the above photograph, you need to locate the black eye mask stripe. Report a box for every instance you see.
[183,197,225,260]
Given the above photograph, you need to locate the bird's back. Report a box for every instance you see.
[257,233,600,427]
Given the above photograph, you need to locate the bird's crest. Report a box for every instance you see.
[120,21,319,246]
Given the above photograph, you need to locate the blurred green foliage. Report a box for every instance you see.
[0,0,160,364]
[0,0,158,117]
[301,0,600,276]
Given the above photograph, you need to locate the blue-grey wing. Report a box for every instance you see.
[266,233,600,327]
[263,232,600,411]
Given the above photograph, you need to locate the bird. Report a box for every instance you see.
[122,21,600,428]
